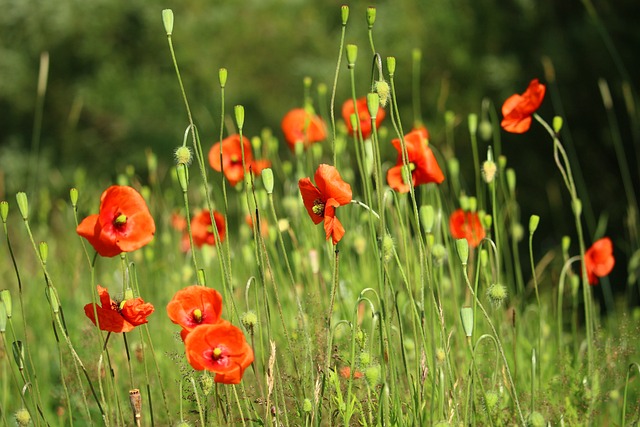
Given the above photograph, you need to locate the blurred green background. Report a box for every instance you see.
[1,0,639,289]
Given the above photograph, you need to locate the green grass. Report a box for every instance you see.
[1,5,640,427]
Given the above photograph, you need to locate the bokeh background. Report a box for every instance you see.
[1,0,639,302]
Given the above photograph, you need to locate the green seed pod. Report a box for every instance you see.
[176,165,189,192]
[366,6,376,28]
[553,116,563,133]
[460,306,473,337]
[340,5,349,26]
[262,168,274,194]
[219,68,228,88]
[1,289,11,318]
[39,241,48,264]
[529,215,540,234]
[419,205,435,234]
[386,57,396,75]
[456,238,469,266]
[234,105,245,130]
[346,44,358,69]
[162,9,174,36]
[69,188,78,208]
[366,93,380,119]
[16,192,28,221]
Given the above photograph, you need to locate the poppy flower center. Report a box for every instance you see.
[114,213,128,227]
[230,154,240,164]
[312,199,325,216]
[212,346,223,360]
[192,309,203,323]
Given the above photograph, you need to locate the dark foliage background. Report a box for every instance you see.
[1,0,638,300]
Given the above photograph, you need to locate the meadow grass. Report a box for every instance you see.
[1,5,639,427]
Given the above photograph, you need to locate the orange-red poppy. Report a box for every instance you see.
[84,285,154,333]
[208,134,271,186]
[501,79,546,133]
[77,186,156,257]
[167,285,223,337]
[299,164,352,244]
[171,211,187,232]
[339,366,363,379]
[184,209,226,250]
[387,128,444,193]
[584,237,615,285]
[184,322,254,384]
[281,108,327,150]
[342,97,385,139]
[449,209,486,248]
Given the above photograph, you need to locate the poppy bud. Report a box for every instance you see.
[480,249,488,268]
[0,302,5,332]
[0,200,7,223]
[366,6,376,29]
[262,168,274,194]
[482,160,497,184]
[69,188,78,208]
[14,408,31,427]
[241,311,258,331]
[16,192,28,221]
[346,44,357,69]
[456,238,469,266]
[374,80,390,107]
[572,198,582,216]
[506,168,516,195]
[432,243,446,265]
[176,164,189,192]
[562,236,571,254]
[341,5,349,26]
[174,146,192,166]
[527,411,545,427]
[412,48,421,63]
[482,390,500,414]
[200,373,214,396]
[303,398,312,412]
[219,68,228,88]
[498,155,507,170]
[386,57,396,76]
[317,82,327,97]
[197,269,206,286]
[419,205,435,234]
[359,351,371,367]
[39,241,48,264]
[479,120,493,141]
[382,234,394,263]
[468,113,478,135]
[234,105,245,131]
[483,213,492,230]
[468,197,477,213]
[162,9,174,36]
[1,290,11,318]
[366,93,380,121]
[459,194,469,211]
[553,116,563,134]
[529,215,540,234]
[460,306,473,338]
[487,283,508,307]
[349,113,358,135]
[365,364,381,387]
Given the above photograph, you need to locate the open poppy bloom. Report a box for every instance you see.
[299,164,352,244]
[281,108,327,150]
[387,128,444,193]
[167,286,224,341]
[339,366,363,380]
[84,285,154,333]
[342,97,385,139]
[584,237,615,285]
[184,322,254,384]
[183,209,226,250]
[77,185,156,258]
[501,78,546,133]
[208,134,270,186]
[449,209,485,248]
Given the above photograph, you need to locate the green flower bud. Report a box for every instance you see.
[346,44,358,69]
[69,188,78,208]
[364,364,381,387]
[562,236,571,254]
[262,168,274,194]
[341,5,349,26]
[174,146,192,166]
[460,306,473,337]
[479,120,493,141]
[386,57,396,75]
[359,351,371,367]
[219,68,228,88]
[456,238,469,266]
[241,311,258,331]
[487,283,508,307]
[366,93,380,119]
[16,192,28,221]
[1,290,11,318]
[468,113,478,135]
[553,116,563,134]
[13,340,24,370]
[366,6,376,28]
[468,197,477,213]
[234,105,245,130]
[374,80,390,107]
[412,48,421,62]
[445,110,455,127]
[176,164,189,192]
[200,372,214,396]
[162,9,174,36]
[483,390,500,413]
[303,397,312,412]
[506,168,516,194]
[14,408,31,427]
[526,411,545,427]
[420,205,435,234]
[572,198,582,216]
[0,200,7,223]
[529,215,540,234]
[382,234,395,264]
[0,303,6,332]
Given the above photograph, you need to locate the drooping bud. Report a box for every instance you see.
[174,146,193,166]
[486,283,508,307]
[241,311,258,331]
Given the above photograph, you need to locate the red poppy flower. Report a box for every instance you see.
[77,186,156,257]
[171,212,187,232]
[387,128,444,193]
[342,97,385,139]
[501,79,546,133]
[84,285,154,333]
[184,322,254,384]
[339,366,363,379]
[298,164,352,244]
[449,209,486,248]
[281,108,327,150]
[184,209,226,250]
[167,285,223,336]
[208,134,271,186]
[584,237,615,285]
